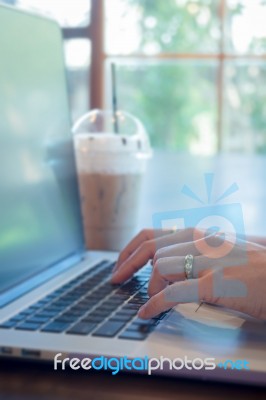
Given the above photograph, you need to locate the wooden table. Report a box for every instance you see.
[1,358,266,400]
[1,151,266,399]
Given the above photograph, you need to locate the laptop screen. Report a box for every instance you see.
[0,6,84,298]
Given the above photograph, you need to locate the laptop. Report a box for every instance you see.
[1,4,266,386]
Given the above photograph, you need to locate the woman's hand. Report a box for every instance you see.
[111,228,266,320]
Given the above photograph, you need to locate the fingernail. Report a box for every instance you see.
[111,272,119,283]
[112,263,119,273]
[138,305,146,319]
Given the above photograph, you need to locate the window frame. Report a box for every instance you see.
[62,0,104,111]
[67,0,266,151]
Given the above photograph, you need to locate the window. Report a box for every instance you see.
[1,0,266,153]
[103,0,266,154]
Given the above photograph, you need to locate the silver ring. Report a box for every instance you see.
[184,254,194,279]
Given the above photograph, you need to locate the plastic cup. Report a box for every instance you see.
[73,109,151,251]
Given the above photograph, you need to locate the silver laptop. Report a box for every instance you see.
[1,4,266,386]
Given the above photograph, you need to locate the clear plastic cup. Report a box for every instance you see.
[73,109,151,251]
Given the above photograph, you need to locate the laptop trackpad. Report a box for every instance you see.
[157,303,266,352]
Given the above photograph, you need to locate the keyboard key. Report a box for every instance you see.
[110,314,132,322]
[43,305,65,311]
[29,302,44,309]
[67,322,97,335]
[101,283,118,291]
[74,300,90,308]
[70,289,87,297]
[135,294,149,301]
[117,309,137,317]
[60,293,77,300]
[43,305,64,313]
[138,287,149,293]
[21,306,38,315]
[49,302,69,311]
[88,294,102,301]
[132,318,157,326]
[100,303,119,312]
[88,296,101,302]
[152,312,168,321]
[128,298,146,305]
[0,319,18,329]
[64,309,85,317]
[60,294,80,301]
[9,314,26,322]
[41,321,71,333]
[58,310,74,317]
[122,281,142,292]
[115,288,132,295]
[114,293,130,299]
[90,309,110,318]
[35,310,60,318]
[118,330,148,341]
[110,293,129,300]
[82,297,98,305]
[26,316,51,324]
[127,323,155,333]
[96,287,113,294]
[16,322,41,331]
[92,320,126,337]
[56,315,77,323]
[122,303,140,311]
[82,315,104,323]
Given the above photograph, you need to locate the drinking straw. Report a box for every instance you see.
[111,62,119,134]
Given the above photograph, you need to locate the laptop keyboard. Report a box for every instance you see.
[0,260,170,340]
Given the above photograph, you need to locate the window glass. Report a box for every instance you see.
[223,61,266,152]
[226,0,266,54]
[64,39,91,123]
[105,0,220,55]
[15,0,91,27]
[105,60,218,154]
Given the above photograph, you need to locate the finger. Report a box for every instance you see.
[111,239,156,283]
[169,227,216,246]
[139,274,218,319]
[148,255,201,296]
[112,230,185,283]
[114,229,153,271]
[151,228,213,261]
[114,227,210,273]
[148,257,182,297]
[153,239,202,264]
[138,279,203,319]
[153,231,239,263]
[148,254,227,297]
[113,229,172,272]
[112,229,218,284]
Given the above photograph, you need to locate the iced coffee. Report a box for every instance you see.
[73,110,151,251]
